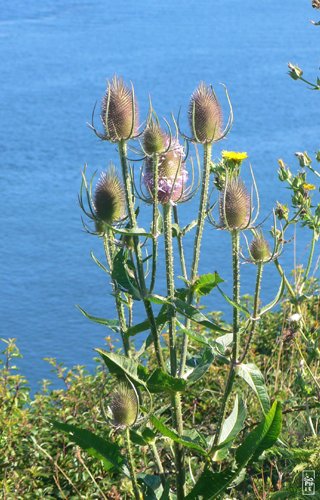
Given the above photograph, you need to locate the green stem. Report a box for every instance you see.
[212,230,240,448]
[150,153,159,293]
[173,205,188,281]
[103,232,130,356]
[118,140,165,370]
[125,427,140,500]
[303,230,316,283]
[163,202,185,499]
[150,442,165,486]
[238,262,263,364]
[179,142,212,376]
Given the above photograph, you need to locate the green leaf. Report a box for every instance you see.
[52,421,124,472]
[172,298,228,334]
[112,249,141,300]
[260,277,285,315]
[236,363,270,414]
[150,415,208,456]
[235,401,282,465]
[146,368,186,393]
[77,306,120,333]
[97,349,147,388]
[181,219,197,235]
[106,224,153,238]
[192,273,224,296]
[186,402,282,499]
[186,347,215,385]
[214,394,246,461]
[217,286,250,316]
[127,306,168,337]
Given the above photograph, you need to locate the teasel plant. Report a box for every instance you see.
[52,76,292,500]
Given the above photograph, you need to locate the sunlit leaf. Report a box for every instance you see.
[77,306,120,333]
[236,363,270,414]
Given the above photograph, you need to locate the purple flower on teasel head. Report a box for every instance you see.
[143,136,188,205]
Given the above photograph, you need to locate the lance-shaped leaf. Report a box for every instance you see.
[260,276,285,315]
[150,415,208,456]
[149,295,229,334]
[217,286,250,316]
[52,421,125,473]
[213,394,246,461]
[97,349,147,388]
[112,249,141,300]
[106,223,153,238]
[186,347,215,385]
[192,272,224,297]
[127,305,168,337]
[146,368,186,393]
[236,363,270,414]
[186,401,282,499]
[77,306,120,333]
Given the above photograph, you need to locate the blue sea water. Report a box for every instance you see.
[1,1,319,390]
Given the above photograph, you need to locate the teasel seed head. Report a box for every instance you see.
[250,233,271,263]
[144,136,188,204]
[219,178,250,230]
[101,76,138,142]
[189,82,222,143]
[143,120,166,155]
[94,166,126,225]
[110,382,139,428]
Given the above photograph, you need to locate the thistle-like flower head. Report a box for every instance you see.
[109,382,139,428]
[93,165,126,225]
[101,76,138,142]
[249,232,271,263]
[219,178,250,230]
[143,120,167,155]
[189,82,222,143]
[143,136,188,204]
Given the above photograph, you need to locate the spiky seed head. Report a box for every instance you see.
[189,82,222,143]
[250,233,271,262]
[101,76,138,142]
[219,178,250,229]
[143,120,166,155]
[94,166,126,224]
[144,136,188,204]
[110,382,139,427]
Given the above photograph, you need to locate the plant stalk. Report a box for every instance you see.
[212,229,240,447]
[118,140,165,370]
[179,142,212,376]
[150,153,159,293]
[125,427,140,500]
[163,202,185,499]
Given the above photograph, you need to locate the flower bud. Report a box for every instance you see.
[288,63,303,80]
[143,120,166,155]
[101,76,138,141]
[219,179,250,229]
[94,166,126,224]
[250,233,271,262]
[110,382,139,427]
[144,136,188,204]
[189,82,222,143]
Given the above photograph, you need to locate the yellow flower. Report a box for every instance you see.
[303,183,316,191]
[222,151,248,162]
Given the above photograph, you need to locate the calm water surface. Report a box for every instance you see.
[1,1,319,389]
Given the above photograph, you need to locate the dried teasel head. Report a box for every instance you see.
[101,76,138,142]
[143,120,167,155]
[249,232,271,263]
[189,82,222,143]
[109,382,139,428]
[219,178,250,230]
[93,165,126,225]
[144,136,188,204]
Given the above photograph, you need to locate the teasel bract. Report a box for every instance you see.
[109,382,139,428]
[99,75,138,142]
[143,136,189,205]
[93,165,126,226]
[219,178,251,230]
